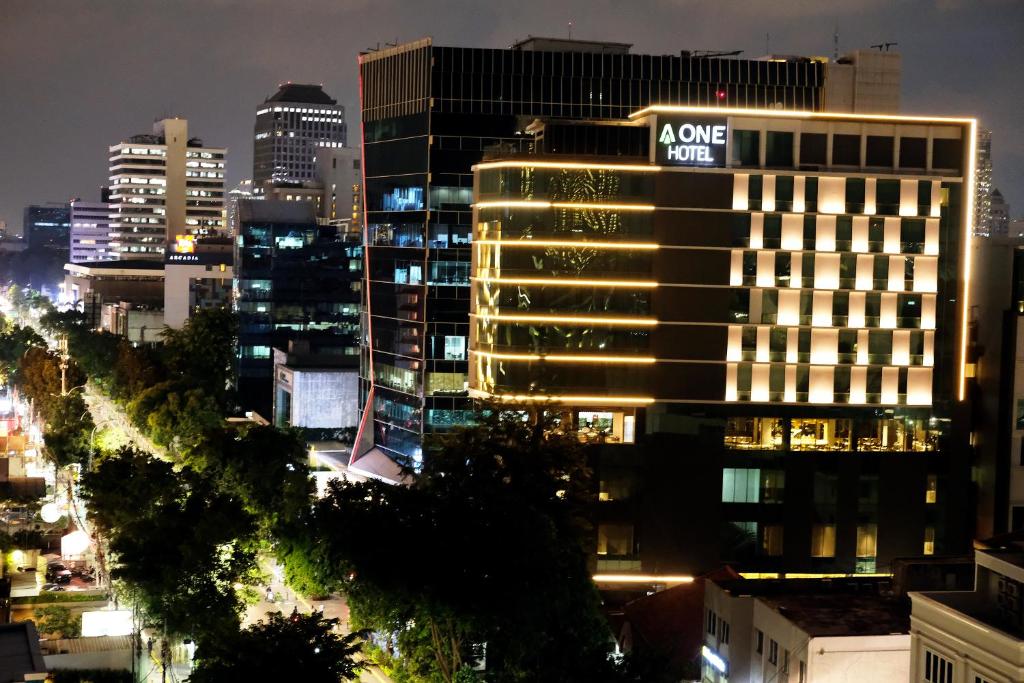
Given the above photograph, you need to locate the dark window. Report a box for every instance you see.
[764,214,782,247]
[902,219,925,253]
[733,130,760,166]
[804,176,818,212]
[832,134,860,166]
[932,138,963,170]
[866,136,894,167]
[766,131,794,167]
[800,133,827,166]
[749,175,763,210]
[776,175,794,210]
[755,629,764,654]
[899,137,927,169]
[876,179,900,216]
[846,177,866,213]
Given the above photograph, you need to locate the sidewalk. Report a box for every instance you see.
[246,557,391,683]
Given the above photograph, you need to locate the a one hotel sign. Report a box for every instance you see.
[654,116,728,167]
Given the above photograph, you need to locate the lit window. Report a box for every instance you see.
[811,524,836,558]
[856,524,878,557]
[762,525,783,556]
[924,527,935,555]
[597,524,633,556]
[926,474,938,503]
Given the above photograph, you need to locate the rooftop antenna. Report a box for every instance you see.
[568,21,573,39]
[833,23,839,60]
[765,32,770,55]
[870,42,898,51]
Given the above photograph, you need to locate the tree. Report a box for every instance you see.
[81,447,258,640]
[42,393,94,468]
[33,606,82,638]
[0,320,45,383]
[306,407,622,682]
[160,308,237,408]
[16,346,86,423]
[189,611,362,683]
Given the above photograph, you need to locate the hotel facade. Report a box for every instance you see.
[469,107,976,574]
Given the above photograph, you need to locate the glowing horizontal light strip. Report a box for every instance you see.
[553,202,655,211]
[592,574,695,583]
[472,350,656,364]
[475,160,660,172]
[473,276,657,288]
[629,104,976,124]
[738,572,892,579]
[474,200,655,211]
[474,239,659,250]
[473,313,657,326]
[485,394,656,405]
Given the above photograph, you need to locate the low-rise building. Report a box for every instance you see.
[704,577,910,682]
[910,545,1024,683]
[272,341,359,432]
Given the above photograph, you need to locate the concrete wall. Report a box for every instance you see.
[807,634,909,682]
[277,367,358,429]
[163,263,232,328]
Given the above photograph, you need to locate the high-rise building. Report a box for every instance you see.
[23,203,70,250]
[234,199,362,417]
[226,179,254,237]
[253,83,347,186]
[69,189,113,263]
[468,107,975,575]
[355,36,900,466]
[975,130,993,237]
[108,118,226,261]
[991,188,1011,237]
[315,146,362,230]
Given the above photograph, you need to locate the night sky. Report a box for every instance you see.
[1,0,1020,231]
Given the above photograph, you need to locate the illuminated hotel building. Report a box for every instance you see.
[469,107,976,574]
[356,36,844,466]
[108,118,226,261]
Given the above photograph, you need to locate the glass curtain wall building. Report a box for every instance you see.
[469,107,976,574]
[234,199,362,416]
[356,37,826,465]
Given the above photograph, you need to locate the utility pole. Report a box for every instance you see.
[57,334,69,397]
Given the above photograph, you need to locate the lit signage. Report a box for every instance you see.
[702,645,728,674]
[174,234,196,254]
[654,116,728,167]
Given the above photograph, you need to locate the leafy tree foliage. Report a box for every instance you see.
[189,611,362,683]
[0,318,45,383]
[304,408,621,682]
[42,393,94,468]
[33,606,82,638]
[160,308,237,408]
[81,447,257,640]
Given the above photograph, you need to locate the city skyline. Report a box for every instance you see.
[1,0,1021,230]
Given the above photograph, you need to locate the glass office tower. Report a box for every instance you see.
[356,37,827,465]
[235,199,362,416]
[469,108,976,574]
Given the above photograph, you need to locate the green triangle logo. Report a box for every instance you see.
[658,123,676,145]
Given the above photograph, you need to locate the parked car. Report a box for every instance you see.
[41,583,64,592]
[52,571,72,585]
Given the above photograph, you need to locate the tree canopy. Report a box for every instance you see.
[300,407,621,682]
[189,611,362,683]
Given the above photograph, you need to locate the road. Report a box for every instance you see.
[82,382,167,460]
